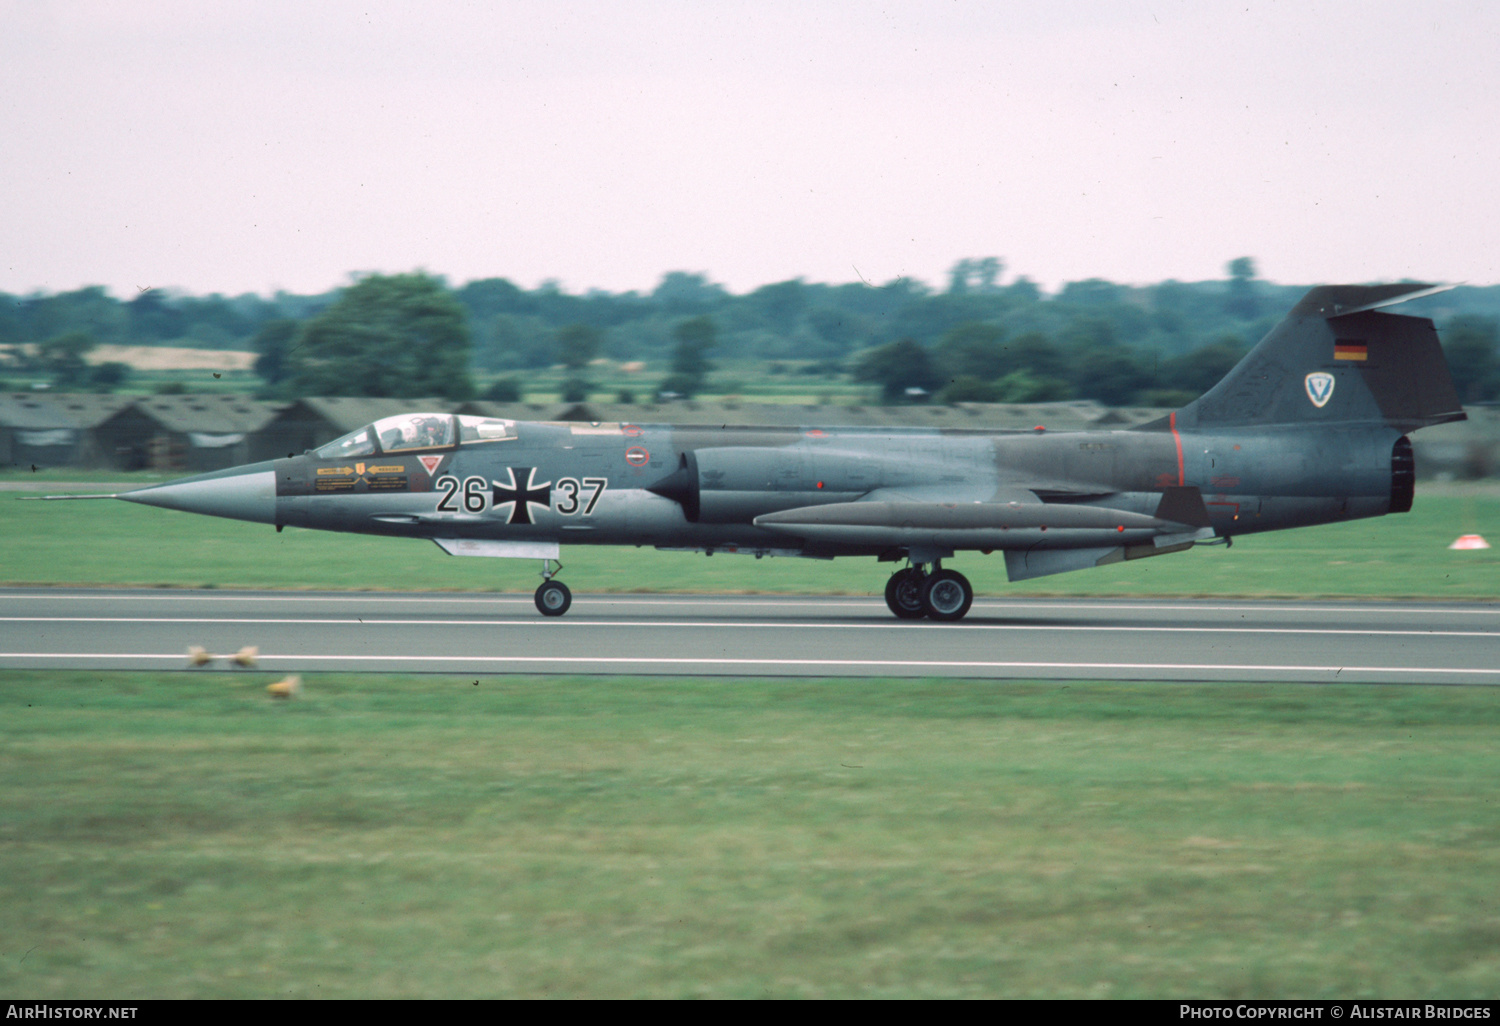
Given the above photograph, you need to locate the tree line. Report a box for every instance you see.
[4,260,1499,407]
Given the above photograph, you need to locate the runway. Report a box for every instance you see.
[2,588,1499,683]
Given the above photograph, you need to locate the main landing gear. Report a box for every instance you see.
[534,559,572,617]
[884,563,974,622]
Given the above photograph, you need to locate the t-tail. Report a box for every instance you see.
[1144,283,1466,522]
[1173,283,1466,433]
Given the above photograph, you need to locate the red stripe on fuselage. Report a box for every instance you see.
[1170,411,1185,486]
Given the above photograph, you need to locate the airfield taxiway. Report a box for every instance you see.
[1,589,1498,684]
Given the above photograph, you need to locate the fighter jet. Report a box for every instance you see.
[46,283,1465,620]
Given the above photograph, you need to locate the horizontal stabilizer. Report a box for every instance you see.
[1289,283,1453,318]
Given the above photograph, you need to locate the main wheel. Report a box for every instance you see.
[922,569,973,621]
[534,579,572,617]
[884,568,928,619]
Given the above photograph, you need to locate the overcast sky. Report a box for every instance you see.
[3,0,1496,299]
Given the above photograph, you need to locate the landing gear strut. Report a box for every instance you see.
[534,558,572,617]
[884,562,973,622]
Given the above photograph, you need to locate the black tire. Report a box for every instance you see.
[884,568,928,619]
[534,579,572,617]
[922,569,973,622]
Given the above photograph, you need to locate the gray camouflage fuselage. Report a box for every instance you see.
[121,405,1410,578]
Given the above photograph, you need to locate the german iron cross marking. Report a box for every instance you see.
[491,467,552,524]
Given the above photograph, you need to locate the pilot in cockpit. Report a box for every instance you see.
[415,416,447,447]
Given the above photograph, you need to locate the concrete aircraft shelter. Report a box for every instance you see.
[94,395,282,472]
[0,392,133,468]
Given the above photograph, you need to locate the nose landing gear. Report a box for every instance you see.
[534,558,572,616]
[884,562,973,622]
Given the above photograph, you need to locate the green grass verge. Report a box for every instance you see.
[5,480,1499,597]
[2,671,1499,998]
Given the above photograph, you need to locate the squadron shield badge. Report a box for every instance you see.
[1305,372,1335,408]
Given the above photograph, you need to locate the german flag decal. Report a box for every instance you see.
[1334,340,1368,361]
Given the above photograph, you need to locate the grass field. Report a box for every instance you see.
[5,474,1499,597]
[6,475,1498,997]
[2,672,1498,998]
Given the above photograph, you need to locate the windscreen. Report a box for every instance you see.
[314,427,375,460]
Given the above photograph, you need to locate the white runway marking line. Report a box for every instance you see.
[2,593,1499,617]
[5,653,1500,676]
[4,616,1500,639]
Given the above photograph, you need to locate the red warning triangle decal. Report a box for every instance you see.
[418,455,443,476]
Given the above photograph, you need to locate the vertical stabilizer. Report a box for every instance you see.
[1172,284,1465,432]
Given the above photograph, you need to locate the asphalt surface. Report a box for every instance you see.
[2,588,1499,683]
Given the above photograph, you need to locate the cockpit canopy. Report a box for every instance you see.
[314,414,516,460]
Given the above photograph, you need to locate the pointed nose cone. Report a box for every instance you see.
[118,461,278,525]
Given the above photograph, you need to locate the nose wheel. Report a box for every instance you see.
[534,558,572,616]
[534,579,572,616]
[884,564,973,621]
